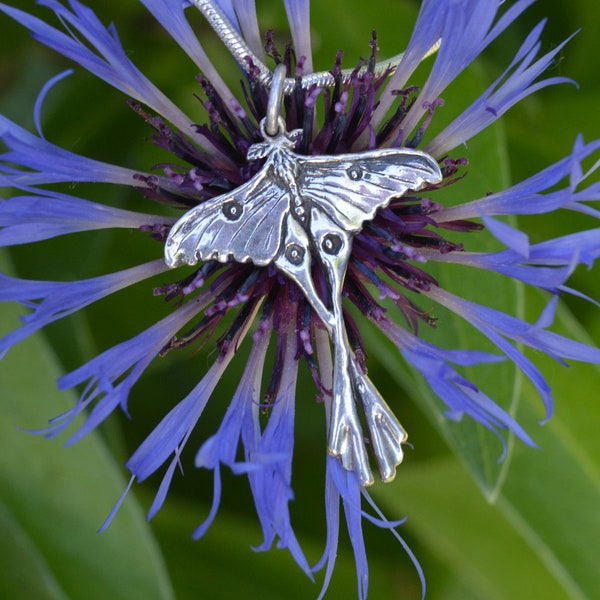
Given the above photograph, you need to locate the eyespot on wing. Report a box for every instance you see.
[165,173,290,268]
[296,148,442,231]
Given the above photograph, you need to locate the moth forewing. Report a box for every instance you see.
[294,148,441,233]
[164,169,290,268]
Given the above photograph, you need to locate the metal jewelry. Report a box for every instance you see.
[188,0,441,93]
[165,5,443,485]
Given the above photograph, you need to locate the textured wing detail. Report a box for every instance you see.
[296,148,442,232]
[165,171,290,267]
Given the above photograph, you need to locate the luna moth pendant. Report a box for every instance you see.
[165,97,442,486]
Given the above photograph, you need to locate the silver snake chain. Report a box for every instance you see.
[188,0,441,94]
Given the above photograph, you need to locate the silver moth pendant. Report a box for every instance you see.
[165,111,442,486]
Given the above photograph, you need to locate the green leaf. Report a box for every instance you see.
[373,294,600,599]
[373,457,571,600]
[0,254,174,600]
[0,502,68,600]
[496,294,600,599]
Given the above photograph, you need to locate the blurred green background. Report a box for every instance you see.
[1,1,599,599]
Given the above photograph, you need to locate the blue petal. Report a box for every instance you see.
[431,287,600,363]
[128,373,217,482]
[436,137,600,222]
[196,327,270,470]
[474,322,554,421]
[0,1,206,143]
[400,0,535,140]
[229,0,264,59]
[98,476,135,532]
[331,461,369,600]
[192,329,270,536]
[481,215,530,258]
[375,316,536,447]
[0,260,168,355]
[528,229,600,269]
[382,318,504,367]
[33,69,73,138]
[126,332,240,522]
[314,457,341,599]
[0,185,170,245]
[48,295,209,440]
[244,328,312,577]
[432,227,600,297]
[374,0,447,125]
[140,0,237,110]
[0,114,139,185]
[428,17,575,155]
[283,0,313,72]
[407,346,536,450]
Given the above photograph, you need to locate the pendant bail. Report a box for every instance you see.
[265,64,287,137]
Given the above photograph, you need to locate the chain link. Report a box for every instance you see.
[189,0,440,93]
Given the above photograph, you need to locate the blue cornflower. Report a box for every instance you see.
[1,1,599,598]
